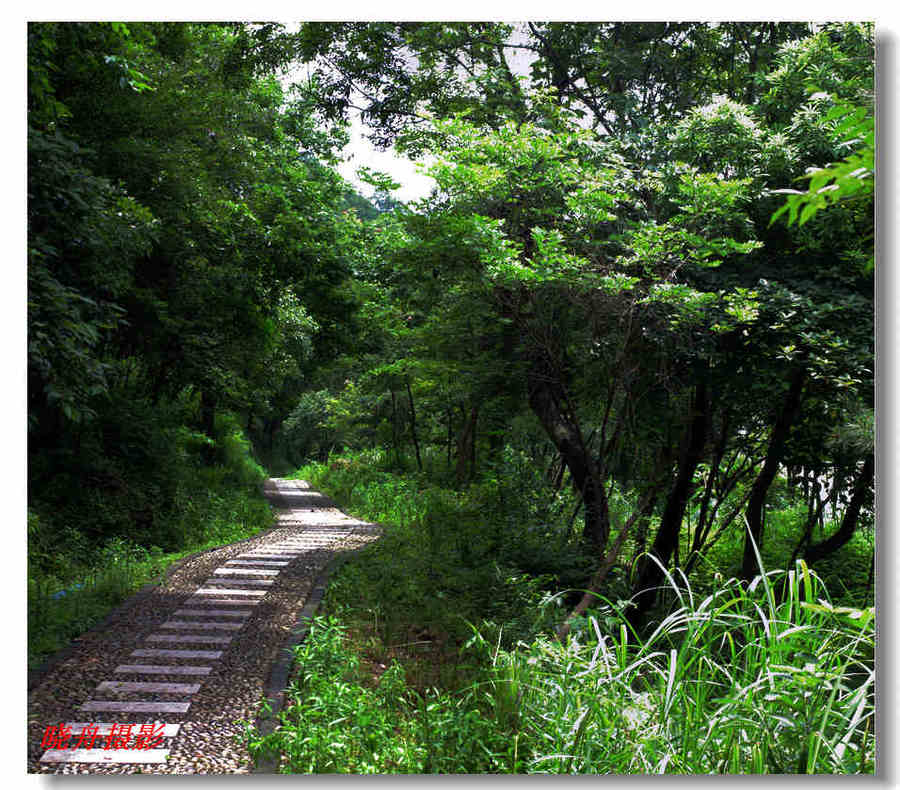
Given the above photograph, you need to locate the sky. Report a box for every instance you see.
[290,22,540,205]
[335,113,436,204]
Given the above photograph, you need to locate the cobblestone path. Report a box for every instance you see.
[27,478,380,774]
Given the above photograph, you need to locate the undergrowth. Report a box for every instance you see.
[248,565,873,774]
[247,448,875,774]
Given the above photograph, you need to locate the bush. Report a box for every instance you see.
[297,449,590,648]
[252,564,874,774]
[281,390,337,466]
[482,562,874,774]
[259,449,873,774]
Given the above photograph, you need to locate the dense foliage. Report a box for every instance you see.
[29,21,873,773]
[27,22,363,666]
[281,20,874,615]
[249,575,873,773]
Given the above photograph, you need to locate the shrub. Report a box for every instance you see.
[28,410,274,670]
[247,616,515,773]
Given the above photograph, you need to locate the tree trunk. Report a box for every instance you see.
[390,389,400,468]
[262,415,281,454]
[552,455,566,491]
[406,377,423,472]
[686,409,730,567]
[558,484,661,640]
[469,406,477,480]
[628,379,709,626]
[741,368,806,578]
[788,465,845,569]
[455,405,478,485]
[527,359,610,551]
[446,407,452,469]
[803,454,874,565]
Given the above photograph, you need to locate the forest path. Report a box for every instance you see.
[28,478,381,774]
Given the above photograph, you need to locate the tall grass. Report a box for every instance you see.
[28,482,274,670]
[250,560,873,774]
[255,450,873,773]
[486,559,874,774]
[28,538,170,668]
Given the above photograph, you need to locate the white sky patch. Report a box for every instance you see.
[279,23,435,204]
[336,112,437,204]
[335,22,537,204]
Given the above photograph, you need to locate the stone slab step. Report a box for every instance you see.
[248,540,309,544]
[242,545,304,550]
[238,552,301,558]
[182,599,260,609]
[277,543,336,548]
[131,649,222,660]
[244,546,305,551]
[301,528,359,533]
[80,701,190,714]
[146,634,232,645]
[290,524,357,529]
[276,547,334,551]
[284,540,341,544]
[63,722,181,737]
[182,602,260,611]
[173,608,252,617]
[271,543,335,548]
[114,665,212,676]
[251,540,313,545]
[203,576,276,590]
[40,748,170,764]
[213,568,281,576]
[226,560,289,567]
[97,681,201,694]
[271,541,333,545]
[194,588,266,596]
[236,556,298,562]
[161,620,244,631]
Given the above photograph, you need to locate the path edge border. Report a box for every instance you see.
[250,513,380,773]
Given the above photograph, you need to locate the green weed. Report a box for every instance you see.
[261,452,873,774]
[246,616,514,773]
[487,560,874,773]
[253,561,873,774]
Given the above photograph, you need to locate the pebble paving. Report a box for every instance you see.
[28,478,381,774]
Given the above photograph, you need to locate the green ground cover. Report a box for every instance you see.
[247,450,874,774]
